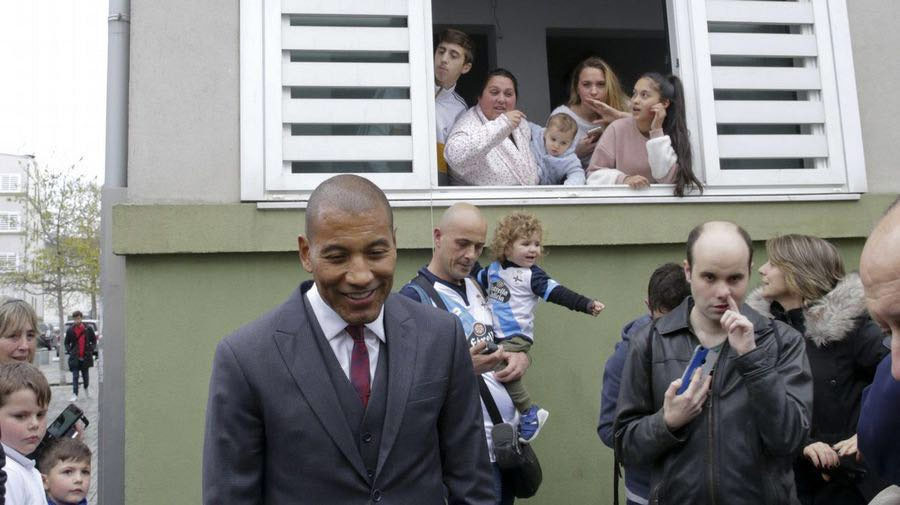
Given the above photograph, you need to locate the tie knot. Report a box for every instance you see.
[346,325,365,342]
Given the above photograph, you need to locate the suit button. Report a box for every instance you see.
[362,433,373,443]
[830,379,837,386]
[372,489,382,502]
[366,469,374,478]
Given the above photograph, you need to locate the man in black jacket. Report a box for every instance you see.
[64,311,96,401]
[615,221,813,504]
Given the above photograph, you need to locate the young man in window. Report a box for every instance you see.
[434,29,473,186]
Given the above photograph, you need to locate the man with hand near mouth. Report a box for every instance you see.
[434,29,474,185]
[615,221,813,504]
[203,176,495,505]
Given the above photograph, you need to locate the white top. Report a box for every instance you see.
[425,277,519,461]
[3,443,49,505]
[434,84,468,144]
[306,283,386,382]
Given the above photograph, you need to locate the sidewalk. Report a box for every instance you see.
[38,351,100,504]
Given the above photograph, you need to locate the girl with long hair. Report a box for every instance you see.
[550,57,630,165]
[586,72,703,197]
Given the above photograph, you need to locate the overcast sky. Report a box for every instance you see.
[0,1,108,183]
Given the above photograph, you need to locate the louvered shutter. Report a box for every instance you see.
[0,253,17,272]
[242,0,435,198]
[673,0,865,190]
[0,213,20,232]
[0,174,21,193]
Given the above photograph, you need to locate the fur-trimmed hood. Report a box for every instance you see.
[745,272,868,347]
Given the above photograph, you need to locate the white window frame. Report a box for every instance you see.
[240,0,866,204]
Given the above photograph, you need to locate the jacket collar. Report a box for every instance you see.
[745,273,868,347]
[655,296,772,339]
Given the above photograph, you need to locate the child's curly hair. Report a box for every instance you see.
[491,212,544,262]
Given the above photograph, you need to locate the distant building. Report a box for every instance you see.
[0,153,44,320]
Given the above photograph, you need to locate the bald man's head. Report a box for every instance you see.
[305,174,393,242]
[428,203,487,283]
[686,221,754,270]
[860,197,900,379]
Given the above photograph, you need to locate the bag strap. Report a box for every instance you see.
[477,376,505,426]
[412,273,448,311]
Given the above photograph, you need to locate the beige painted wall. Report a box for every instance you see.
[125,0,900,202]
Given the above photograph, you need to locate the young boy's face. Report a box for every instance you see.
[543,125,576,157]
[434,41,471,88]
[0,388,48,455]
[505,232,542,268]
[43,458,91,505]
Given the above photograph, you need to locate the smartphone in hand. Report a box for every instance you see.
[677,345,720,395]
[586,126,604,139]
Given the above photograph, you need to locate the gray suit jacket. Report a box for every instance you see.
[202,281,495,504]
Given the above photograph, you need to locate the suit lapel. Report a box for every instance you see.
[272,283,368,481]
[375,295,417,477]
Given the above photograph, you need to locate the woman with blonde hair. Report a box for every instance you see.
[747,234,889,504]
[550,57,630,166]
[0,297,39,364]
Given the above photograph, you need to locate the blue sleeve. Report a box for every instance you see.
[398,283,424,302]
[529,265,558,299]
[475,266,488,291]
[561,154,586,185]
[598,340,629,447]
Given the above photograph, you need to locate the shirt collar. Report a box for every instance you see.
[435,83,457,95]
[2,442,35,470]
[306,283,386,344]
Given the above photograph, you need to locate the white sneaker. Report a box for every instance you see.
[69,394,78,402]
[85,389,91,398]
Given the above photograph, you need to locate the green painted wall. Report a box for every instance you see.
[123,236,867,504]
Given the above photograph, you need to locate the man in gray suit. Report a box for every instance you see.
[202,175,495,504]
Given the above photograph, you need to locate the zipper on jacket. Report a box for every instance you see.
[707,345,728,505]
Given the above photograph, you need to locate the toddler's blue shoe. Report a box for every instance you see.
[518,405,549,443]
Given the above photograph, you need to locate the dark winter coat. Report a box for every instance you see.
[615,296,813,505]
[64,323,97,370]
[747,273,890,504]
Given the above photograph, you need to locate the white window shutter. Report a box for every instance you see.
[242,0,435,198]
[0,253,17,272]
[0,174,21,193]
[672,0,865,191]
[0,213,20,232]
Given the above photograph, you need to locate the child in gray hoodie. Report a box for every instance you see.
[529,113,586,185]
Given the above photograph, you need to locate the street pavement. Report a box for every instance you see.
[39,351,100,504]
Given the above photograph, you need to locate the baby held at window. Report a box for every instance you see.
[528,113,585,185]
[586,73,703,197]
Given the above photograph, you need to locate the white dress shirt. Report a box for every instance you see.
[306,283,385,381]
[3,442,48,505]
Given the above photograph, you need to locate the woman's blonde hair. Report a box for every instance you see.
[0,297,39,363]
[491,212,544,262]
[566,57,628,112]
[765,234,846,303]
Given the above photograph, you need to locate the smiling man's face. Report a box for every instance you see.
[299,206,397,325]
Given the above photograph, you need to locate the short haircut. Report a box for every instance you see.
[647,263,690,314]
[437,28,474,65]
[0,361,50,408]
[546,113,577,136]
[491,212,543,262]
[686,221,753,269]
[0,298,39,344]
[71,310,83,319]
[38,437,92,473]
[304,174,394,242]
[766,234,845,302]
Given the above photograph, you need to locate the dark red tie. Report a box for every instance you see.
[346,325,371,409]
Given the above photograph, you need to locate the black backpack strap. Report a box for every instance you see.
[477,376,504,425]
[412,273,448,311]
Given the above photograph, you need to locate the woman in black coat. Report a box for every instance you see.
[747,234,889,505]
